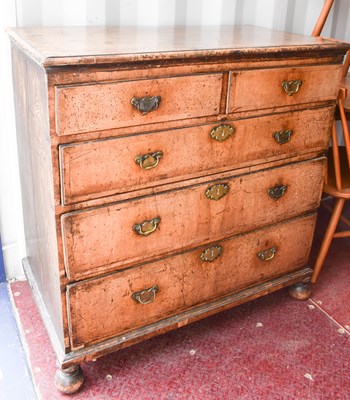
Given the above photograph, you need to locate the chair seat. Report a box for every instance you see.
[324,146,350,198]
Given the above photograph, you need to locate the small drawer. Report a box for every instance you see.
[228,65,341,113]
[59,106,333,205]
[61,158,325,280]
[55,74,223,136]
[67,213,316,348]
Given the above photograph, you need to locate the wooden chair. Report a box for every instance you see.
[310,0,350,283]
[311,0,334,37]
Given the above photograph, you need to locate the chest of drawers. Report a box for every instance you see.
[8,26,349,394]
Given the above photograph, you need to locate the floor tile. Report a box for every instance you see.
[8,201,350,400]
[0,282,37,400]
[310,200,350,331]
[10,280,350,400]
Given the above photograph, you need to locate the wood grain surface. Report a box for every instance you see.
[62,158,325,280]
[56,74,223,136]
[229,64,341,112]
[7,26,349,67]
[9,25,348,378]
[11,46,65,348]
[59,106,333,205]
[67,214,316,348]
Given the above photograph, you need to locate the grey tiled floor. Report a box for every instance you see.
[0,282,37,400]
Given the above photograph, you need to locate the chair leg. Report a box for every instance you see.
[311,198,345,283]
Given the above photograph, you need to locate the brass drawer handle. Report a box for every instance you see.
[281,80,302,96]
[257,246,277,261]
[135,151,163,170]
[200,245,223,262]
[273,129,293,144]
[131,96,161,114]
[268,185,288,200]
[210,124,235,142]
[133,217,161,236]
[205,184,229,201]
[132,285,159,304]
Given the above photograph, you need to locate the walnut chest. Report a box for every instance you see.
[8,26,349,393]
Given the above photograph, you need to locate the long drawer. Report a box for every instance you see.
[62,158,325,280]
[56,73,223,136]
[59,106,333,205]
[229,65,341,113]
[67,213,316,349]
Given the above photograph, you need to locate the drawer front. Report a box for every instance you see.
[67,214,316,348]
[60,106,333,205]
[62,158,325,280]
[56,74,223,136]
[229,65,341,113]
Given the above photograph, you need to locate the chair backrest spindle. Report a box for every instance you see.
[330,120,342,190]
[311,0,335,37]
[337,88,350,176]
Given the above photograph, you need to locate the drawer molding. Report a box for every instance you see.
[229,65,341,113]
[56,73,223,136]
[66,257,314,352]
[59,107,333,206]
[66,214,316,348]
[61,158,325,280]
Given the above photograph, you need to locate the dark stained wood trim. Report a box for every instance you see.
[46,57,346,86]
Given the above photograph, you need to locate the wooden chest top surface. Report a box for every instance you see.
[7,25,348,67]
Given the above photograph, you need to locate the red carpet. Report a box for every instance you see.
[11,201,350,399]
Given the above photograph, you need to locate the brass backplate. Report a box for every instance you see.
[210,124,235,142]
[273,129,293,145]
[131,96,161,114]
[268,185,288,200]
[132,285,159,304]
[135,150,163,170]
[200,245,223,262]
[205,184,229,201]
[281,80,302,96]
[257,246,277,261]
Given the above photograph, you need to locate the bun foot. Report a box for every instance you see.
[55,365,84,394]
[289,282,311,300]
